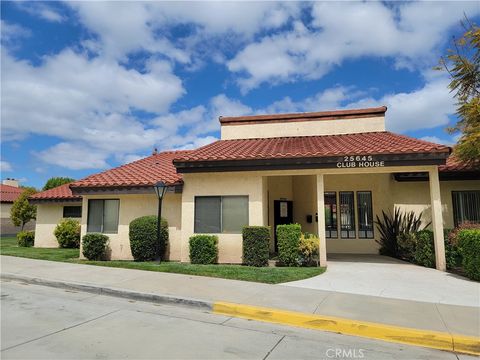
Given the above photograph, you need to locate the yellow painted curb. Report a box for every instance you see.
[213,301,480,356]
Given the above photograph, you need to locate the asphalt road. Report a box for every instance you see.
[0,279,474,360]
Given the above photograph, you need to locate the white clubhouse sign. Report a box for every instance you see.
[336,155,385,168]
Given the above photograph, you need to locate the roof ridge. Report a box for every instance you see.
[220,106,387,123]
[211,131,390,142]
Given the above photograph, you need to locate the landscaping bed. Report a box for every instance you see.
[0,236,324,284]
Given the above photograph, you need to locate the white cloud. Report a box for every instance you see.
[346,76,455,132]
[68,2,301,63]
[1,20,31,43]
[16,2,65,23]
[36,143,109,170]
[228,1,480,91]
[420,136,454,146]
[1,47,185,169]
[1,161,13,172]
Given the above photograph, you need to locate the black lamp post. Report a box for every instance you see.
[154,181,168,263]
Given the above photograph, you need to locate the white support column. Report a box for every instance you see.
[316,174,327,267]
[429,167,446,271]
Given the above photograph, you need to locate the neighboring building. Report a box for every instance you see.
[29,107,480,270]
[29,184,82,247]
[0,179,35,235]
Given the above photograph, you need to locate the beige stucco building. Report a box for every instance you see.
[30,107,480,270]
[1,179,35,235]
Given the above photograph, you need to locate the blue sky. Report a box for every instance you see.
[1,1,479,189]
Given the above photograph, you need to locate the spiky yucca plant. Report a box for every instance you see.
[375,207,429,258]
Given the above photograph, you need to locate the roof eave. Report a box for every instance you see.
[70,183,184,196]
[174,151,450,173]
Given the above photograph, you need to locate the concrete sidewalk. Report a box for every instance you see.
[1,255,479,339]
[284,254,480,307]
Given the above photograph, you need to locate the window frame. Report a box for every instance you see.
[194,195,249,234]
[357,191,374,239]
[339,191,356,239]
[452,190,480,227]
[63,205,82,218]
[87,199,120,234]
[324,192,338,238]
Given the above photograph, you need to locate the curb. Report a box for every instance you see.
[1,273,213,310]
[213,302,480,356]
[3,273,478,356]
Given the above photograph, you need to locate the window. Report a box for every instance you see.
[63,206,82,218]
[194,196,248,234]
[357,191,374,238]
[339,192,356,238]
[87,199,119,234]
[452,191,480,227]
[324,192,338,238]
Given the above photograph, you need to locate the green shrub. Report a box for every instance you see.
[397,232,417,261]
[448,221,480,245]
[82,233,109,260]
[413,230,458,270]
[189,235,218,264]
[458,229,480,281]
[17,230,35,247]
[298,233,319,266]
[242,226,270,267]
[129,216,169,261]
[414,230,435,268]
[54,218,81,248]
[277,223,301,267]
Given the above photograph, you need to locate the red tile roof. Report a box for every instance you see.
[173,132,450,163]
[440,155,480,172]
[220,106,387,125]
[0,184,23,203]
[71,150,191,189]
[29,183,81,202]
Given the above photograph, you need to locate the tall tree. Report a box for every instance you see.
[43,177,75,191]
[437,19,480,162]
[10,187,37,230]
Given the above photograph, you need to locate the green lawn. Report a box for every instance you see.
[0,236,79,262]
[0,236,325,284]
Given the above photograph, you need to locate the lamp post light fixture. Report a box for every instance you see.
[154,181,168,263]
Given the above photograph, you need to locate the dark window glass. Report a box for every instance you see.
[194,196,221,233]
[87,199,119,233]
[63,206,82,218]
[357,191,374,238]
[194,196,248,234]
[324,192,338,238]
[452,191,480,227]
[339,192,356,238]
[222,196,249,233]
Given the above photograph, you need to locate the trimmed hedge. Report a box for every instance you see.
[82,233,109,260]
[129,216,169,261]
[277,223,302,267]
[189,235,218,264]
[243,226,270,267]
[413,230,458,270]
[17,230,35,247]
[54,218,81,248]
[458,229,480,281]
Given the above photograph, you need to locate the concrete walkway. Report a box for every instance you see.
[284,254,480,307]
[1,255,479,338]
